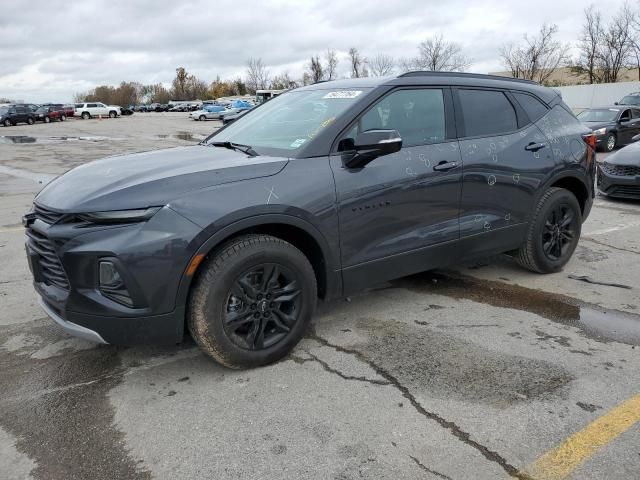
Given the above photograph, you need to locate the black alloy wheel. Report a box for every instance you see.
[541,204,578,261]
[224,263,302,350]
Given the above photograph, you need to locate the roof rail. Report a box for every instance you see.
[398,71,538,85]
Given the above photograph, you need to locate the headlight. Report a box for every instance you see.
[77,207,161,224]
[593,128,607,135]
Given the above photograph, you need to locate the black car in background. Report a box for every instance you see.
[25,72,595,369]
[598,139,640,199]
[577,106,640,152]
[617,92,640,106]
[0,105,35,126]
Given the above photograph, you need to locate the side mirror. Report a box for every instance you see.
[343,129,402,168]
[614,102,619,105]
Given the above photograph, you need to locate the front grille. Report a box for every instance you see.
[34,204,64,225]
[600,163,640,177]
[25,227,69,289]
[609,185,640,197]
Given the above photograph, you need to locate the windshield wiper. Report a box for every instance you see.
[209,141,258,157]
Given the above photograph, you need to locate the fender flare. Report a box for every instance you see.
[174,213,342,312]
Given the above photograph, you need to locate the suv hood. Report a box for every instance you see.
[605,141,640,166]
[36,145,288,212]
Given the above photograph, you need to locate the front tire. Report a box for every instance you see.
[27,117,34,125]
[44,116,50,123]
[81,112,90,120]
[516,187,581,273]
[60,114,66,122]
[199,115,206,121]
[188,234,317,369]
[3,119,11,127]
[109,110,117,118]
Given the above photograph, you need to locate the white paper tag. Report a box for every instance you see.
[290,138,307,148]
[323,90,362,99]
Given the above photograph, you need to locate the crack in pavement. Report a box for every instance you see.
[308,334,532,480]
[292,351,391,386]
[409,455,454,480]
[582,237,640,255]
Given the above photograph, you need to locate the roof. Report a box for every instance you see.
[297,71,558,103]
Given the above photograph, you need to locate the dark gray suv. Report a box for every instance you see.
[24,72,596,368]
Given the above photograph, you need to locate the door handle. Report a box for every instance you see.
[525,142,546,152]
[433,161,458,172]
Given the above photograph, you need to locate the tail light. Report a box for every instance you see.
[583,133,597,150]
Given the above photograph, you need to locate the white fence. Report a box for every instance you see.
[554,81,640,112]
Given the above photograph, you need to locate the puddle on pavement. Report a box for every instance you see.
[173,132,206,142]
[394,271,640,346]
[0,135,124,144]
[0,321,151,480]
[347,316,572,407]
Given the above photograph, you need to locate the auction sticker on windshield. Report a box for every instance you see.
[323,91,362,99]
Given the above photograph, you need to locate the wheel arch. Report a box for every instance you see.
[549,174,590,216]
[175,214,342,321]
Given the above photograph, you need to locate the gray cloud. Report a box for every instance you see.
[0,0,626,102]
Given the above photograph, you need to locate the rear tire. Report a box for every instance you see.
[27,117,34,125]
[44,116,50,123]
[199,115,206,121]
[188,234,317,369]
[81,112,90,120]
[60,114,66,122]
[3,119,11,127]
[516,187,581,273]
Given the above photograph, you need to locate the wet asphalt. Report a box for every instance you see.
[1,115,639,479]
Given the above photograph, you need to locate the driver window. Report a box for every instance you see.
[340,89,445,150]
[620,109,631,121]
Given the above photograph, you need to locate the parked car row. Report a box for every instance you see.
[190,100,255,124]
[0,103,76,126]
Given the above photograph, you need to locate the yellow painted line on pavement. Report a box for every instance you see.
[0,226,23,233]
[524,393,640,480]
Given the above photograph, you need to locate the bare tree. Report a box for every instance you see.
[270,72,298,90]
[308,55,324,83]
[500,24,571,84]
[575,6,603,83]
[369,53,395,76]
[246,58,270,94]
[598,4,635,83]
[325,49,339,80]
[348,47,367,78]
[413,34,471,72]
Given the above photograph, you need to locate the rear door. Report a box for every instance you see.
[617,108,634,144]
[454,88,555,249]
[15,106,28,123]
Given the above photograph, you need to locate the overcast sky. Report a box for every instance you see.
[0,0,627,103]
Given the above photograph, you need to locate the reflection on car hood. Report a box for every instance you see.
[581,121,613,130]
[605,141,640,166]
[36,145,288,212]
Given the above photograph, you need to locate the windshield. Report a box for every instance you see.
[36,107,47,113]
[0,107,8,114]
[208,88,372,155]
[577,109,619,122]
[620,96,640,105]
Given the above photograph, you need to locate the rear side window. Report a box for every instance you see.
[87,103,97,108]
[513,92,549,122]
[458,89,517,137]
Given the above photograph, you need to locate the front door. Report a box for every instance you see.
[329,87,463,292]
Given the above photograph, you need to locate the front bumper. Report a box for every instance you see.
[26,206,201,344]
[597,165,640,199]
[38,296,107,344]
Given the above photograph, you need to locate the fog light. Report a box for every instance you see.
[99,261,133,307]
[100,261,123,288]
